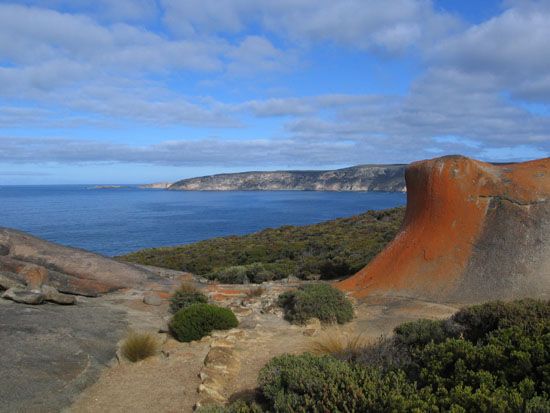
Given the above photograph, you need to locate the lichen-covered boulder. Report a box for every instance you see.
[338,155,550,303]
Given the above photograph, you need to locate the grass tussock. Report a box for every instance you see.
[309,330,370,360]
[121,331,159,362]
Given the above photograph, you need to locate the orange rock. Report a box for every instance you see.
[337,155,550,303]
[20,265,48,290]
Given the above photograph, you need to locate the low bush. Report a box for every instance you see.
[393,318,463,349]
[206,262,279,284]
[169,284,208,314]
[258,353,436,412]
[169,303,238,342]
[354,335,411,372]
[120,331,159,362]
[251,299,550,413]
[277,283,353,325]
[406,322,550,411]
[452,298,550,342]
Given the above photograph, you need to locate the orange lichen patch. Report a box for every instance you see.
[155,291,172,299]
[337,155,550,301]
[208,286,248,302]
[210,293,230,302]
[143,280,179,292]
[206,285,248,295]
[20,265,49,290]
[493,158,550,202]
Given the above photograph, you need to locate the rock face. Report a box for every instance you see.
[169,164,406,192]
[0,298,127,412]
[337,155,550,303]
[2,288,45,305]
[0,228,157,296]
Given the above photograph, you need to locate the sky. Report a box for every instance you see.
[0,0,549,184]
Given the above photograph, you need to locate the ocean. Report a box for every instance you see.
[0,186,406,256]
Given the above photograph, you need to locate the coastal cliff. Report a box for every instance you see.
[168,164,406,192]
[338,155,550,303]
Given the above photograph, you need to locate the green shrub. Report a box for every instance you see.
[206,263,279,284]
[169,284,208,314]
[277,283,353,325]
[169,303,238,342]
[258,353,436,412]
[404,323,550,411]
[452,299,550,342]
[394,318,463,349]
[254,299,550,413]
[120,331,159,362]
[120,207,405,282]
[355,335,411,372]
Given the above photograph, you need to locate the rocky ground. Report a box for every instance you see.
[1,259,458,413]
[68,279,456,413]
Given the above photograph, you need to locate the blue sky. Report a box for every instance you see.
[0,0,549,184]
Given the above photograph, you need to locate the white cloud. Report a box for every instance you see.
[434,2,550,102]
[161,0,460,53]
[0,0,548,170]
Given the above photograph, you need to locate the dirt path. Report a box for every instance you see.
[67,286,460,413]
[68,340,209,413]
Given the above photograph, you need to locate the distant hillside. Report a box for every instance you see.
[168,164,406,192]
[138,182,171,189]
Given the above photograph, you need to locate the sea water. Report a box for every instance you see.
[0,186,406,256]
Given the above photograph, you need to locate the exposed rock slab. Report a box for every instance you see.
[338,155,550,303]
[0,271,24,290]
[0,299,127,413]
[2,288,44,305]
[0,228,158,296]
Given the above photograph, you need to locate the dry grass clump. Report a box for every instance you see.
[309,330,370,361]
[246,287,265,298]
[120,331,159,362]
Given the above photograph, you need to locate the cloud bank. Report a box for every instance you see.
[0,0,548,175]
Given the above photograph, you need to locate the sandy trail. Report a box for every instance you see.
[68,291,458,413]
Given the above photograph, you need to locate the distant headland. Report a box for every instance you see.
[142,164,407,192]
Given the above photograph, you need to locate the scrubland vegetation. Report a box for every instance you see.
[169,284,208,314]
[277,283,354,325]
[120,207,404,282]
[203,299,550,412]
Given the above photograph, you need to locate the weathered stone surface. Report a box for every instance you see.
[0,271,24,290]
[0,228,158,296]
[0,299,127,413]
[2,287,44,304]
[196,330,242,408]
[338,155,550,303]
[41,285,76,305]
[143,294,162,306]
